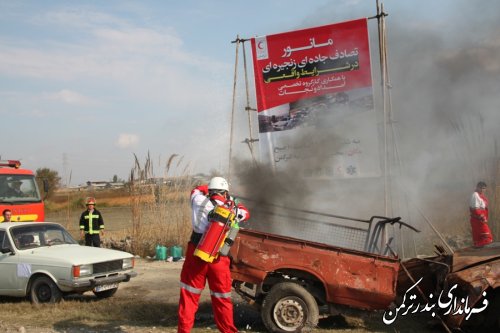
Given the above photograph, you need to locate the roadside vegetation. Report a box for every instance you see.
[35,167,62,200]
[127,153,195,256]
[45,154,204,258]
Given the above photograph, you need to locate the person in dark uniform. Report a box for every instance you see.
[79,197,104,247]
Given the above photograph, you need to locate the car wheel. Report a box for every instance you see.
[30,276,62,304]
[93,287,118,299]
[261,282,319,333]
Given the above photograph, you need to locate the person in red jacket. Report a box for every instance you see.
[469,181,493,247]
[178,177,250,333]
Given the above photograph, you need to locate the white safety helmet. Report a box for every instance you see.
[208,177,229,192]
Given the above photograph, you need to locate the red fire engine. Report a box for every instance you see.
[0,160,47,222]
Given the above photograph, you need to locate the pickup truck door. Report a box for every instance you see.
[0,230,20,295]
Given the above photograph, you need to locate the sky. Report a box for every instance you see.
[1,0,499,191]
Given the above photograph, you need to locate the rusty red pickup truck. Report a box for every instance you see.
[229,215,412,332]
[229,211,499,333]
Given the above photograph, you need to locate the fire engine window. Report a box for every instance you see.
[0,177,9,196]
[0,175,41,201]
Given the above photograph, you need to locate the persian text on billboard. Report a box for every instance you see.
[251,18,371,112]
[251,18,380,179]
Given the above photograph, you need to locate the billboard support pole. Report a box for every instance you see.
[375,0,391,253]
[376,0,389,217]
[228,35,241,182]
[241,41,259,165]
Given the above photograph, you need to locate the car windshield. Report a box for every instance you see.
[0,175,42,203]
[11,224,78,250]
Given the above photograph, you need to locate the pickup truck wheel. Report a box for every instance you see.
[262,282,319,333]
[93,287,118,299]
[30,276,62,304]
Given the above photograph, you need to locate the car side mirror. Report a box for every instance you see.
[1,246,13,254]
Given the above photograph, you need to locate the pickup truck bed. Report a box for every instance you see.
[230,227,401,332]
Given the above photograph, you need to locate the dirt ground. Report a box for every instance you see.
[94,259,444,333]
[0,258,447,333]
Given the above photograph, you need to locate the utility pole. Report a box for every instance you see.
[62,153,69,187]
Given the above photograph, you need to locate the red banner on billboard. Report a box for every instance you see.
[251,18,371,112]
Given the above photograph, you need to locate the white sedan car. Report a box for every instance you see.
[0,222,137,304]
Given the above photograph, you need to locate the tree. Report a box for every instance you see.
[111,174,125,183]
[35,168,61,199]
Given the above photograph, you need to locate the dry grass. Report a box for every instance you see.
[127,153,197,257]
[48,188,133,210]
[0,296,440,333]
[0,297,179,331]
[45,153,199,258]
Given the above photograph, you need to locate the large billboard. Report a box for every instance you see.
[251,18,380,178]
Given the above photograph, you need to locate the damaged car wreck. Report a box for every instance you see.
[397,243,500,332]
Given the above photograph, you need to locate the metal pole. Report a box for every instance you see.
[377,0,389,217]
[228,35,241,181]
[241,41,259,165]
[375,0,389,252]
[412,198,455,254]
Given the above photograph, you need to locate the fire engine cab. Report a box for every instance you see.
[0,160,46,222]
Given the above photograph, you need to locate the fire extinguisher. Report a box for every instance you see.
[194,201,236,263]
[219,219,239,257]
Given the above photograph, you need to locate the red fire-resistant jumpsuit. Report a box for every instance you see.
[469,190,493,247]
[178,184,250,333]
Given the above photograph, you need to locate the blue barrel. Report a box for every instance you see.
[171,245,182,260]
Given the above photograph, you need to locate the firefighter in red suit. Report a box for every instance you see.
[178,177,250,333]
[469,181,493,247]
